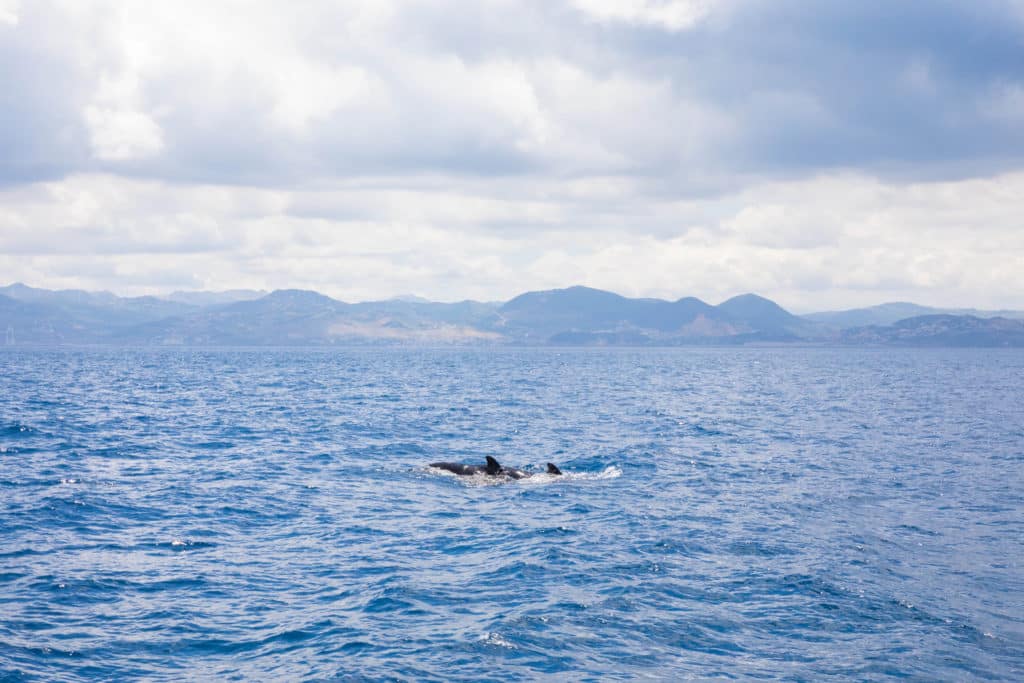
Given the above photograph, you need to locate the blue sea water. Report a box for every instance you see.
[1,347,1022,682]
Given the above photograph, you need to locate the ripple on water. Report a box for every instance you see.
[1,347,1022,681]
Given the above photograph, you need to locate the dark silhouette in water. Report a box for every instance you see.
[429,456,562,479]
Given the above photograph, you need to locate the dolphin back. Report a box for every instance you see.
[429,462,483,475]
[430,457,564,478]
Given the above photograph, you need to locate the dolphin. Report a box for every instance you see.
[429,456,562,479]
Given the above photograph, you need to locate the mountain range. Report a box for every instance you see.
[2,282,1022,347]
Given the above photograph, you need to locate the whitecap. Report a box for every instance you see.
[479,632,516,649]
[557,465,622,482]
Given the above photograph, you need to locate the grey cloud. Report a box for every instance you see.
[668,0,1024,176]
[0,8,95,184]
[3,1,1022,189]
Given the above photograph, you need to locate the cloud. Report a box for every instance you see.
[571,0,721,31]
[0,1,1022,309]
[0,0,18,25]
[3,0,1022,186]
[84,107,164,160]
[2,170,1022,310]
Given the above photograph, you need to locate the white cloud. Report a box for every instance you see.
[1,1,1023,311]
[84,106,164,160]
[0,0,18,25]
[2,170,1022,311]
[571,0,720,31]
[268,63,372,132]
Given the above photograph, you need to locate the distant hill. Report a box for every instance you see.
[496,286,727,341]
[125,290,503,345]
[717,293,823,339]
[0,282,196,343]
[495,286,821,343]
[0,293,92,344]
[840,315,1024,347]
[1,282,1020,347]
[125,289,350,345]
[0,282,195,323]
[806,302,1024,328]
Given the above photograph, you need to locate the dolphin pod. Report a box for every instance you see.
[429,456,562,480]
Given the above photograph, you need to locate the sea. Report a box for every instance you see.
[1,347,1022,681]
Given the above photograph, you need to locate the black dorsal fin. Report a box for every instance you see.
[547,463,562,475]
[485,456,502,475]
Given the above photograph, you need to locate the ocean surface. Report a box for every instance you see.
[1,347,1022,681]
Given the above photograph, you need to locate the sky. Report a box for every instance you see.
[1,0,1023,311]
